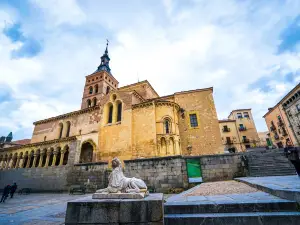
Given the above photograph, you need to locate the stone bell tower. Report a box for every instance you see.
[81,42,119,109]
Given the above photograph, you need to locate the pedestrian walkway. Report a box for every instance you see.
[0,193,92,225]
[236,175,300,202]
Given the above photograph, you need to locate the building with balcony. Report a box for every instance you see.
[263,83,300,148]
[219,109,260,152]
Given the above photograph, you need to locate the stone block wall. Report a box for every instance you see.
[0,165,71,191]
[124,155,189,193]
[189,153,246,182]
[66,162,109,189]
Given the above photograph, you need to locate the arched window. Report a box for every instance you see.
[164,119,171,134]
[93,98,97,106]
[66,121,71,137]
[89,86,93,94]
[87,99,92,108]
[106,86,110,94]
[95,84,98,93]
[108,104,113,123]
[117,101,122,122]
[58,123,63,139]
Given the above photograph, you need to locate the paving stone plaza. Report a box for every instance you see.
[0,176,299,225]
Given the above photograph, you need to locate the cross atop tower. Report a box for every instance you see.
[97,41,111,73]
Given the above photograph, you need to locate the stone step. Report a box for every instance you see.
[164,212,300,225]
[164,201,297,214]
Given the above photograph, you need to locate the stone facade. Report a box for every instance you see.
[263,83,300,147]
[219,109,260,152]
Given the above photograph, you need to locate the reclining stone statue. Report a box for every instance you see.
[96,157,148,194]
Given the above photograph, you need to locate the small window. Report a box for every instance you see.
[87,99,92,108]
[189,114,198,127]
[117,102,122,122]
[89,86,93,94]
[106,86,110,94]
[164,119,170,134]
[108,105,113,123]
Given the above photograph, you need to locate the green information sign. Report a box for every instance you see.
[186,159,202,178]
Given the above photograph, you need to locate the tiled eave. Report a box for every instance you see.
[33,106,100,125]
[0,136,77,152]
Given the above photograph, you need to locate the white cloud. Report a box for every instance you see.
[0,0,300,140]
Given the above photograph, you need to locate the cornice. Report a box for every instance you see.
[33,105,100,125]
[0,136,77,152]
[132,100,180,110]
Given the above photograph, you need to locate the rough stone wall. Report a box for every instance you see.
[124,156,189,193]
[31,109,100,144]
[0,166,71,191]
[196,153,246,182]
[66,162,109,189]
[175,89,223,155]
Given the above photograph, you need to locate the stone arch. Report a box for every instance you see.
[48,148,54,166]
[116,100,122,122]
[161,137,167,156]
[87,99,92,108]
[23,151,28,168]
[29,150,34,168]
[12,152,18,168]
[55,147,61,166]
[169,137,175,155]
[80,140,96,163]
[65,121,71,137]
[58,122,63,139]
[35,149,41,167]
[41,149,47,167]
[8,153,13,168]
[89,86,93,94]
[92,97,97,107]
[63,145,69,165]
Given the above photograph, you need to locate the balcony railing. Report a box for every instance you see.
[239,127,247,131]
[277,120,284,127]
[225,140,233,145]
[242,138,250,143]
[223,128,231,132]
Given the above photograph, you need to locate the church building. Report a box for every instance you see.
[0,44,222,170]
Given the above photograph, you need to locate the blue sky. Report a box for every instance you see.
[0,0,299,140]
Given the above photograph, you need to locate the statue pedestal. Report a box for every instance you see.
[65,193,164,225]
[92,192,146,199]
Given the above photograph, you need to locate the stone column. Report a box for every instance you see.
[26,155,31,168]
[166,139,170,155]
[112,102,117,124]
[32,154,38,168]
[45,150,51,167]
[53,150,58,166]
[39,153,44,167]
[59,150,66,166]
